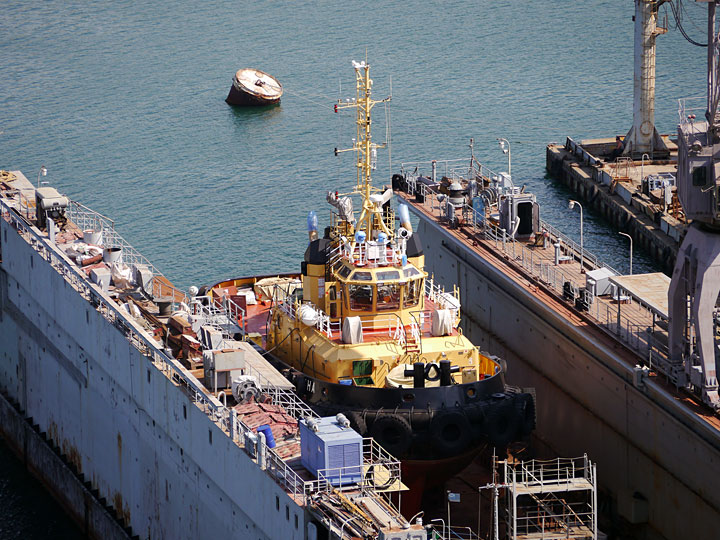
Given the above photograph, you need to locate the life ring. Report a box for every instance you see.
[346,411,367,436]
[424,363,441,382]
[370,414,412,457]
[430,410,471,457]
[485,399,520,448]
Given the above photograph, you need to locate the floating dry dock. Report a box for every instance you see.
[394,157,720,540]
[546,136,684,274]
[0,170,426,540]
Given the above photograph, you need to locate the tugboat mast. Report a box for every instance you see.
[334,61,391,240]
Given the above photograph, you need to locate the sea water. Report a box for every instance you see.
[0,1,708,535]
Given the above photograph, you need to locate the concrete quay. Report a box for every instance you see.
[546,137,685,274]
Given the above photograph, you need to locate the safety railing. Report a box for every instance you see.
[339,239,404,267]
[678,96,707,130]
[427,525,479,540]
[147,275,189,306]
[191,295,246,338]
[505,455,595,489]
[66,200,163,273]
[401,183,671,373]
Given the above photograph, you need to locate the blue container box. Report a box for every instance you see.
[300,417,363,486]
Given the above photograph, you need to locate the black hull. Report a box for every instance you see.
[225,84,280,106]
[261,350,536,462]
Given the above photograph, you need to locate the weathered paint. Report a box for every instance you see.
[0,216,308,539]
[0,389,130,539]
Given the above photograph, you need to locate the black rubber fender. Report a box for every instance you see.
[346,411,367,436]
[515,393,536,436]
[430,410,471,457]
[485,399,521,448]
[370,414,412,457]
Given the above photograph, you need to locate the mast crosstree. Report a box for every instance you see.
[334,61,392,241]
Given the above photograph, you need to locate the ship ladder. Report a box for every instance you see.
[405,319,421,355]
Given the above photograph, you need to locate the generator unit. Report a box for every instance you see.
[300,415,362,486]
[35,187,68,230]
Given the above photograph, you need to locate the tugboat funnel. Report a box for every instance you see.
[398,203,412,233]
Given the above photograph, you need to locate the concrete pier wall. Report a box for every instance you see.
[546,142,680,274]
[415,215,720,540]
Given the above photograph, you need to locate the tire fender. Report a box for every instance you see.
[370,414,412,457]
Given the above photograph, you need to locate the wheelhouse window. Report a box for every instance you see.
[376,270,400,281]
[337,265,352,279]
[350,271,372,281]
[404,266,422,278]
[404,278,422,308]
[377,283,401,310]
[348,284,373,311]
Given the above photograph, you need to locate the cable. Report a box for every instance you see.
[669,0,708,47]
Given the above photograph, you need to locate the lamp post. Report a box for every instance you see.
[640,153,650,185]
[568,200,584,272]
[37,165,47,187]
[619,232,633,275]
[497,138,511,177]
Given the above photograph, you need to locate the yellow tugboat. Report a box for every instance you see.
[208,60,535,505]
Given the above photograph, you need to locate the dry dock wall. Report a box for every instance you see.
[0,389,130,539]
[414,215,720,540]
[0,218,306,540]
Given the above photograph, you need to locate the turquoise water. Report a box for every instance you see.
[0,0,708,535]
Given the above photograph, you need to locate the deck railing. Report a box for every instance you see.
[404,186,672,380]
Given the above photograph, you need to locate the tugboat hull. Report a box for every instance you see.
[275,362,536,460]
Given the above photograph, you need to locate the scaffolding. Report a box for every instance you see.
[480,455,597,540]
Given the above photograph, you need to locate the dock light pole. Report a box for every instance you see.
[568,200,584,272]
[37,165,47,187]
[619,232,633,275]
[497,138,511,177]
[641,153,650,183]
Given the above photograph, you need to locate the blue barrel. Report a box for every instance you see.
[257,424,276,448]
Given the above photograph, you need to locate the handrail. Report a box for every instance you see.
[402,184,675,382]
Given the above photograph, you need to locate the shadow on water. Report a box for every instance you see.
[226,102,283,122]
[0,437,81,539]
